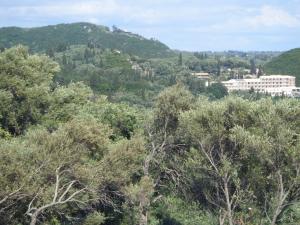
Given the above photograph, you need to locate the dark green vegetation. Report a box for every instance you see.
[0,23,299,225]
[264,48,300,86]
[1,46,300,225]
[0,23,281,105]
[51,45,213,106]
[1,23,239,105]
[0,23,173,58]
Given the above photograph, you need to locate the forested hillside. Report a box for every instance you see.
[1,45,300,225]
[264,48,300,86]
[0,22,174,58]
[51,44,221,106]
[0,22,280,103]
[0,23,235,106]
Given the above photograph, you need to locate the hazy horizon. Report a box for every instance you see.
[1,0,300,52]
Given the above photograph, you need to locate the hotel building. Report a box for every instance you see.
[222,75,300,97]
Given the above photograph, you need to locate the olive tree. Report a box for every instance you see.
[180,97,258,225]
[0,116,112,225]
[230,98,300,225]
[128,84,194,225]
[0,46,59,135]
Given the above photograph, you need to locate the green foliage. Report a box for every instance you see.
[180,96,300,225]
[0,44,300,225]
[0,45,59,135]
[206,82,228,99]
[126,176,155,204]
[83,212,105,225]
[186,55,250,74]
[43,82,93,129]
[52,45,163,106]
[250,58,256,74]
[78,97,143,140]
[155,196,217,225]
[0,126,11,139]
[154,84,194,132]
[0,23,174,59]
[102,136,146,185]
[264,48,300,86]
[178,53,183,66]
[0,117,113,224]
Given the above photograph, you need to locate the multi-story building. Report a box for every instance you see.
[222,75,300,97]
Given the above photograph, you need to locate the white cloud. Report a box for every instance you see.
[206,5,300,34]
[246,5,300,28]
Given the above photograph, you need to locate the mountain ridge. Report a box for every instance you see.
[0,22,174,59]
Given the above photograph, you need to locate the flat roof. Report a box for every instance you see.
[261,75,295,78]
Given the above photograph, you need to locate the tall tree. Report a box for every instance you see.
[230,99,300,225]
[250,59,256,75]
[62,53,67,65]
[1,117,113,224]
[0,45,60,135]
[206,83,228,99]
[130,84,194,225]
[46,48,54,58]
[257,65,264,77]
[178,53,183,66]
[180,97,254,225]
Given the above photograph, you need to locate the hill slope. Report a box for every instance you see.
[0,22,174,58]
[264,48,300,86]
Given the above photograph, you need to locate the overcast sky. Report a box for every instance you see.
[1,0,300,51]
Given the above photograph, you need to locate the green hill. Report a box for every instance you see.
[0,22,174,58]
[264,48,300,86]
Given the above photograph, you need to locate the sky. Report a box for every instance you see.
[0,0,300,51]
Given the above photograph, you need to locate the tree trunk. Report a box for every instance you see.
[30,211,39,225]
[270,172,289,225]
[224,180,234,225]
[270,203,283,225]
[138,185,150,225]
[139,200,148,225]
[139,209,148,225]
[271,213,279,225]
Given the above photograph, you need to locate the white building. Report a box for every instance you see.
[263,87,300,97]
[222,75,300,97]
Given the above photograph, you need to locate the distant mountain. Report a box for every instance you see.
[264,48,300,86]
[0,22,174,58]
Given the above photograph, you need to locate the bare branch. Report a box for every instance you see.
[198,141,220,174]
[0,188,22,205]
[26,167,89,225]
[52,166,61,203]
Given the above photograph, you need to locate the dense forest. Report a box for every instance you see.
[264,48,300,86]
[0,23,300,225]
